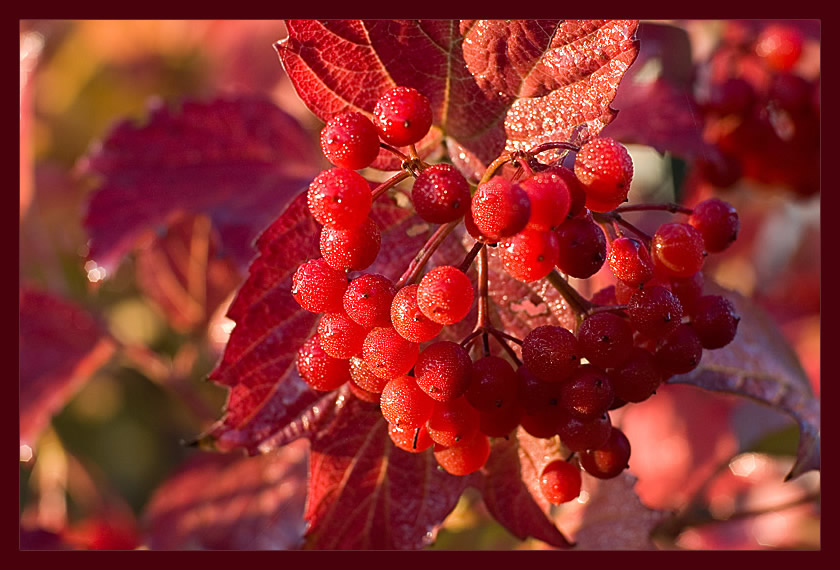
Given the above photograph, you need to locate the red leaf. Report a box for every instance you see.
[81,96,320,275]
[277,20,639,177]
[667,285,819,481]
[19,288,116,449]
[305,396,469,549]
[479,429,573,548]
[143,441,309,550]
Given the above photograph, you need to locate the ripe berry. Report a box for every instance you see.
[521,325,579,383]
[373,86,433,147]
[669,272,704,316]
[556,412,612,452]
[465,356,519,412]
[519,171,572,231]
[362,326,419,380]
[499,229,560,282]
[560,365,615,421]
[411,164,471,224]
[390,284,443,343]
[652,223,706,278]
[348,378,382,403]
[319,217,381,271]
[539,460,582,505]
[425,397,481,448]
[544,165,587,219]
[688,198,739,253]
[574,137,634,212]
[608,236,654,287]
[576,312,634,370]
[690,295,740,349]
[756,24,804,72]
[471,176,531,240]
[343,274,396,329]
[608,347,663,403]
[307,168,372,229]
[554,218,607,278]
[479,404,523,438]
[349,355,389,394]
[380,375,435,429]
[389,423,434,454]
[296,335,350,392]
[320,111,380,170]
[292,258,348,313]
[579,427,631,479]
[627,285,684,338]
[655,324,703,375]
[520,410,562,439]
[704,77,757,116]
[317,311,370,359]
[416,266,474,325]
[434,433,491,476]
[516,365,563,415]
[590,285,618,306]
[414,341,472,402]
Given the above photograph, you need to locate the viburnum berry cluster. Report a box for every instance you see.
[292,86,741,504]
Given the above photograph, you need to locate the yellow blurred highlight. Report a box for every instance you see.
[711,256,757,296]
[68,375,123,424]
[108,298,166,347]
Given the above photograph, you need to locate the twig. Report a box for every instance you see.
[614,202,693,215]
[371,170,412,202]
[395,220,459,289]
[545,270,592,317]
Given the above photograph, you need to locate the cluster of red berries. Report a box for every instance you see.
[291,85,741,506]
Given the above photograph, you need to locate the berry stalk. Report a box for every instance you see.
[545,269,593,318]
[395,220,460,289]
[371,170,413,202]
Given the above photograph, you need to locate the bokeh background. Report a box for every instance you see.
[19,20,820,550]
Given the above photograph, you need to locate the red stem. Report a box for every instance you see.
[371,170,412,202]
[613,202,693,215]
[395,220,459,289]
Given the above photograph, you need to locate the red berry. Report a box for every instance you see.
[296,335,350,392]
[389,423,434,453]
[471,176,531,240]
[560,364,615,421]
[669,272,704,316]
[426,397,481,448]
[540,460,582,504]
[652,223,706,278]
[414,341,472,402]
[521,325,579,383]
[576,312,634,370]
[627,285,684,338]
[479,404,523,438]
[317,311,370,358]
[320,112,380,170]
[574,137,634,212]
[608,347,663,403]
[348,378,383,403]
[608,236,654,287]
[579,427,631,479]
[557,412,612,452]
[349,355,389,394]
[362,326,419,380]
[756,24,804,71]
[704,77,757,116]
[655,324,703,375]
[380,375,435,429]
[292,258,348,313]
[416,266,474,325]
[520,410,562,439]
[343,274,396,329]
[554,217,607,278]
[519,171,572,231]
[590,285,618,306]
[516,365,563,415]
[390,284,443,343]
[690,295,740,349]
[499,229,560,282]
[373,86,433,147]
[319,217,381,271]
[465,356,519,412]
[434,433,491,476]
[307,168,372,229]
[545,166,587,219]
[411,164,471,224]
[688,198,739,253]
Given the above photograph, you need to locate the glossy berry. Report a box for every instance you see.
[669,272,704,316]
[380,375,435,429]
[465,356,519,412]
[540,460,582,505]
[362,326,419,380]
[519,171,572,230]
[652,223,706,278]
[579,427,631,479]
[373,86,433,147]
[608,236,654,287]
[576,312,634,370]
[499,229,560,282]
[390,284,443,343]
[522,325,579,383]
[434,433,491,476]
[590,285,618,306]
[348,378,383,403]
[655,324,703,375]
[389,423,434,453]
[307,168,372,229]
[574,137,634,212]
[349,355,389,394]
[296,335,350,392]
[704,77,756,116]
[416,266,474,325]
[343,274,396,329]
[691,295,740,349]
[756,24,804,72]
[319,217,381,271]
[479,404,523,438]
[320,112,380,170]
[627,285,684,338]
[317,311,370,359]
[554,218,607,278]
[545,165,587,219]
[516,365,563,415]
[292,258,348,313]
[426,397,481,448]
[411,164,471,224]
[560,365,615,421]
[414,341,472,402]
[520,410,561,439]
[688,198,739,253]
[557,412,612,452]
[471,176,531,240]
[608,347,664,403]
